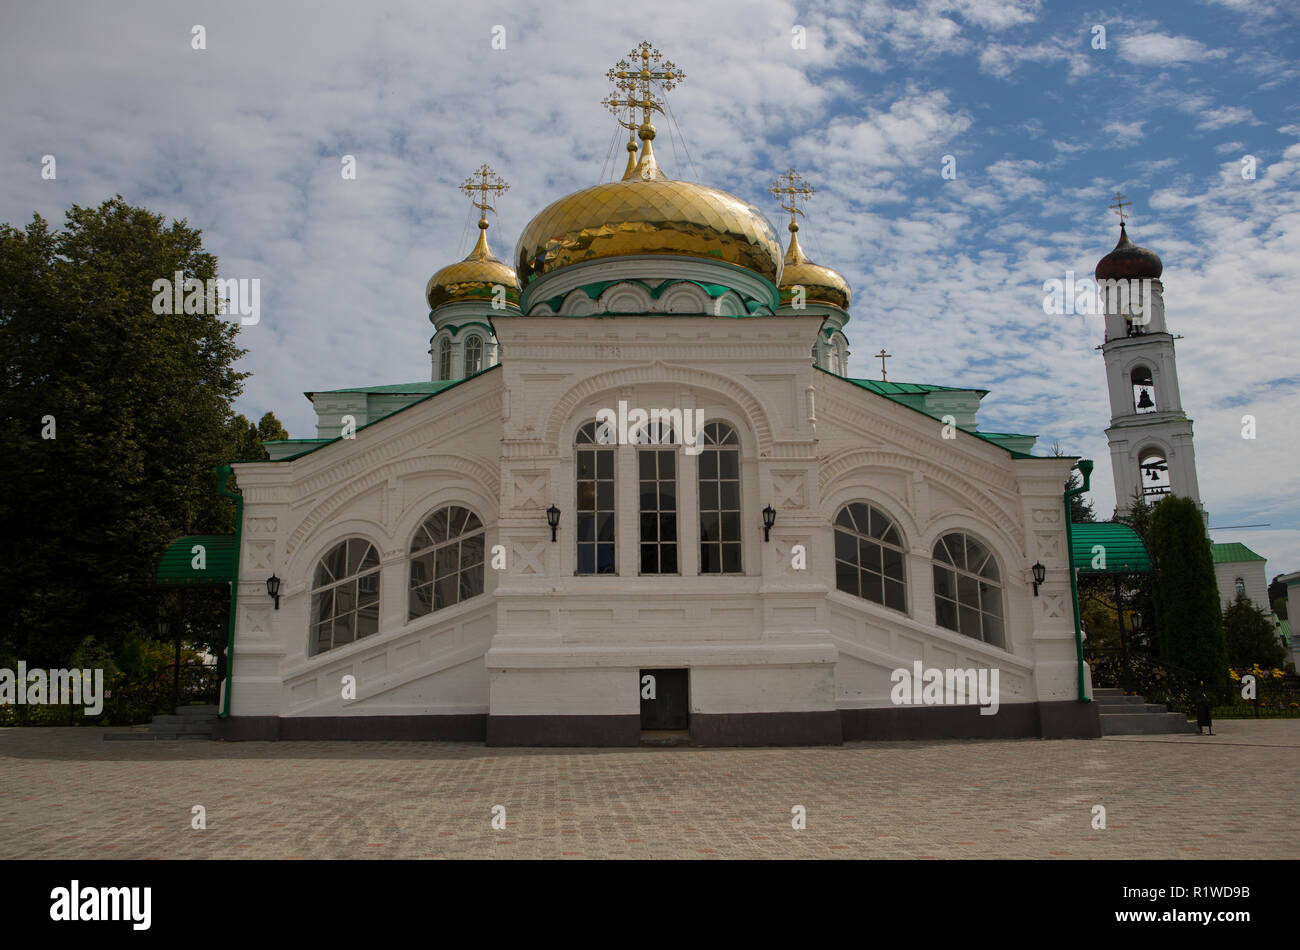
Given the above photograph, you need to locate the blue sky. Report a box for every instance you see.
[3,0,1298,573]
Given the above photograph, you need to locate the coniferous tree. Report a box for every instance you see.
[1148,495,1229,683]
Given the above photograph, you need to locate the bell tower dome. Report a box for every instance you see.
[1096,194,1202,516]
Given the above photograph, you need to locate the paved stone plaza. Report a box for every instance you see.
[1,721,1296,859]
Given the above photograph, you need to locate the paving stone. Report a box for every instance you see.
[0,721,1295,859]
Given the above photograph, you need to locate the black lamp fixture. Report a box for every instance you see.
[266,574,281,609]
[1031,561,1046,596]
[546,503,561,542]
[762,504,776,543]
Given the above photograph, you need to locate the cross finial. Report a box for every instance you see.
[768,168,816,232]
[1109,191,1131,226]
[604,41,685,133]
[460,164,509,223]
[875,348,892,381]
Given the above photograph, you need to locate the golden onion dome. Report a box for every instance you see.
[778,223,851,310]
[515,127,783,286]
[426,217,521,310]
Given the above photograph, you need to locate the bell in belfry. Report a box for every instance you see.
[1136,388,1154,409]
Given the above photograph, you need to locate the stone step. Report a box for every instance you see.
[1095,702,1177,715]
[177,704,218,717]
[1093,689,1144,703]
[1100,712,1197,736]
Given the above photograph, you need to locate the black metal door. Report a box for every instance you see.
[640,668,689,730]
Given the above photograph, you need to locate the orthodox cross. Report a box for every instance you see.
[1109,191,1131,226]
[876,348,892,381]
[460,164,509,222]
[603,41,685,130]
[768,168,816,230]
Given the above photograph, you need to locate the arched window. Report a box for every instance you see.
[576,421,615,575]
[1138,448,1170,499]
[1131,365,1156,413]
[409,506,485,618]
[1234,577,1246,598]
[464,336,483,375]
[310,538,380,655]
[834,503,906,611]
[438,337,452,381]
[699,422,741,574]
[638,422,678,574]
[932,533,1004,648]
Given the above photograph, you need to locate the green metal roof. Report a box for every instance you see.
[1211,542,1266,564]
[156,534,237,586]
[311,380,460,396]
[1071,522,1153,574]
[843,378,989,397]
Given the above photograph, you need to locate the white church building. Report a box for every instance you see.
[210,47,1105,745]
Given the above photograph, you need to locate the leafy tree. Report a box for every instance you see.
[0,197,248,666]
[1223,592,1286,669]
[229,410,290,462]
[1148,495,1229,683]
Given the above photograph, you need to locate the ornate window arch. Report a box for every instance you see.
[438,336,452,381]
[699,421,742,574]
[575,421,616,575]
[310,538,381,655]
[932,532,1004,648]
[834,502,906,611]
[464,335,483,375]
[408,506,485,618]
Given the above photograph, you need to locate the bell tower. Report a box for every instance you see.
[1096,194,1202,516]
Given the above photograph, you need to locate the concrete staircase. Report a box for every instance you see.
[104,704,218,741]
[1094,688,1197,736]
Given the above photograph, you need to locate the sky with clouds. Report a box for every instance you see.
[3,0,1298,575]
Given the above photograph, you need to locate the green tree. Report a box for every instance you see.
[1148,495,1229,683]
[1223,592,1286,668]
[0,197,248,666]
[1116,488,1153,546]
[229,410,290,462]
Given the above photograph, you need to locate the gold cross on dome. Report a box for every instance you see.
[460,164,509,217]
[1109,191,1131,225]
[769,168,816,229]
[604,41,685,128]
[876,348,892,381]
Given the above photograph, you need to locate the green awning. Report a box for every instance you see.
[156,534,237,586]
[1070,523,1153,574]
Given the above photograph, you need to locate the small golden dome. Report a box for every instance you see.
[778,224,851,310]
[426,217,521,310]
[515,128,783,286]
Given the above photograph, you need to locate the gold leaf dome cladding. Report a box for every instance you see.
[426,221,522,310]
[778,226,851,310]
[515,177,784,286]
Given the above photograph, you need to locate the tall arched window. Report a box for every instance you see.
[576,421,615,575]
[310,538,380,655]
[638,422,677,574]
[438,337,452,380]
[464,336,483,375]
[699,422,741,574]
[932,532,1004,648]
[834,503,906,611]
[409,506,485,618]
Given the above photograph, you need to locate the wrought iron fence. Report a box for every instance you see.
[1085,647,1300,719]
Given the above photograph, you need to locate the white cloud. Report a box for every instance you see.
[1196,106,1254,131]
[1118,32,1228,66]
